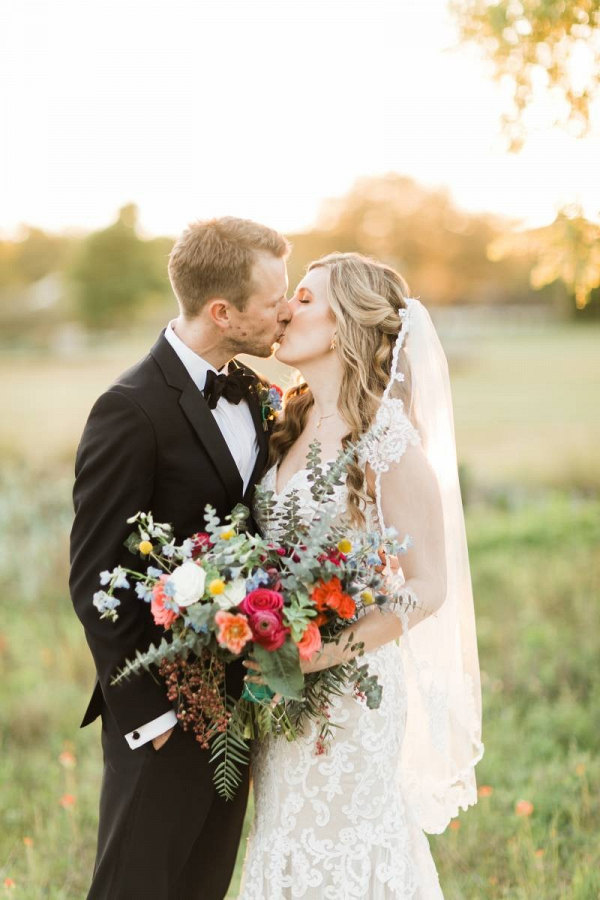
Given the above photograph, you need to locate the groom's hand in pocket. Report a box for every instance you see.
[152,726,175,751]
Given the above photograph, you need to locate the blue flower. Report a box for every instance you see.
[135,582,152,603]
[93,591,121,612]
[162,579,176,598]
[111,567,130,590]
[268,387,283,411]
[162,541,176,558]
[179,538,194,559]
[246,568,270,592]
[99,570,112,586]
[147,566,163,578]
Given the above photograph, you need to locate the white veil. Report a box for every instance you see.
[364,296,484,834]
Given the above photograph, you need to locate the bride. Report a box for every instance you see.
[238,252,484,899]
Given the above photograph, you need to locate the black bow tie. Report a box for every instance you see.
[202,366,256,410]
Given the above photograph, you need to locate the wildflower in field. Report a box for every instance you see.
[449,819,461,830]
[515,799,534,817]
[23,837,33,847]
[59,793,76,808]
[478,784,493,797]
[3,878,15,890]
[534,849,545,858]
[59,750,76,769]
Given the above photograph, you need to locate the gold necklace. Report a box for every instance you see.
[316,412,335,429]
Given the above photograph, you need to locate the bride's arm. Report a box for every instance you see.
[302,442,448,674]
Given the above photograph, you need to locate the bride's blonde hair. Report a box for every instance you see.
[270,251,413,526]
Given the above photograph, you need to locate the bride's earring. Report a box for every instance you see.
[329,333,337,352]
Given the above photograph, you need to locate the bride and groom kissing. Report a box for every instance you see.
[69,216,483,899]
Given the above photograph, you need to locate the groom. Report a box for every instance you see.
[69,217,291,900]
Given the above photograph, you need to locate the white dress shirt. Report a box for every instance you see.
[125,321,260,749]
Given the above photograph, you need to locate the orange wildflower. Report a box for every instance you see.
[59,793,76,809]
[59,750,76,769]
[478,785,493,797]
[449,819,461,830]
[515,799,534,817]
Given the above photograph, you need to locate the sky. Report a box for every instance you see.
[1,0,599,239]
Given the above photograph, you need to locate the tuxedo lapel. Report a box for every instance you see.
[150,332,244,507]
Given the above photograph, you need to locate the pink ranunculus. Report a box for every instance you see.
[214,610,253,655]
[239,588,284,617]
[296,621,322,661]
[151,575,179,630]
[248,609,288,651]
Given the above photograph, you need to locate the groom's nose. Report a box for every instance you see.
[278,299,292,322]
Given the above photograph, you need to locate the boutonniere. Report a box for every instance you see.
[256,383,283,431]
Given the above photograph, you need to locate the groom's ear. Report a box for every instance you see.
[206,297,233,330]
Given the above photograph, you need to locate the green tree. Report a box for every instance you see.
[70,204,170,329]
[488,203,600,309]
[450,0,600,151]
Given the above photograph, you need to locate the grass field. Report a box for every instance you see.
[1,319,599,897]
[1,321,599,490]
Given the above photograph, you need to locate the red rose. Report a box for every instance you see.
[239,588,284,616]
[190,532,213,558]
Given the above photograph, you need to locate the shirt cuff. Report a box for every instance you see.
[125,709,178,749]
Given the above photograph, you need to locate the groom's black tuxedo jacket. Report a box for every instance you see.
[69,331,270,735]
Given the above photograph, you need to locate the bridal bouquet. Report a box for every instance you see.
[94,441,409,799]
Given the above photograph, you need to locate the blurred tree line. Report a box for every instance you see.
[0,179,597,348]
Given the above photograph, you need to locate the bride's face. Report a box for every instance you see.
[275,267,336,367]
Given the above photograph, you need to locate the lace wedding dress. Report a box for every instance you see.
[237,463,444,900]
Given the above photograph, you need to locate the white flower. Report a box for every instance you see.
[212,577,248,611]
[169,561,207,607]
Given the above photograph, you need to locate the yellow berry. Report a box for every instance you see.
[361,590,375,606]
[209,579,225,595]
[138,540,153,555]
[337,539,352,554]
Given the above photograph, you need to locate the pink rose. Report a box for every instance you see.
[248,609,288,651]
[239,588,284,616]
[151,575,179,630]
[296,621,322,661]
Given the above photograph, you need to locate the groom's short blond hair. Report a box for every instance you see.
[168,216,290,317]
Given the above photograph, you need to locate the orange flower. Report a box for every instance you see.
[3,878,15,889]
[337,593,356,620]
[59,793,76,809]
[515,799,534,817]
[311,577,355,619]
[314,613,329,627]
[449,819,461,830]
[478,785,493,797]
[23,836,33,847]
[215,611,253,655]
[534,848,545,858]
[297,622,322,661]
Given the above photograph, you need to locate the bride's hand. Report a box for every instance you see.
[374,547,401,575]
